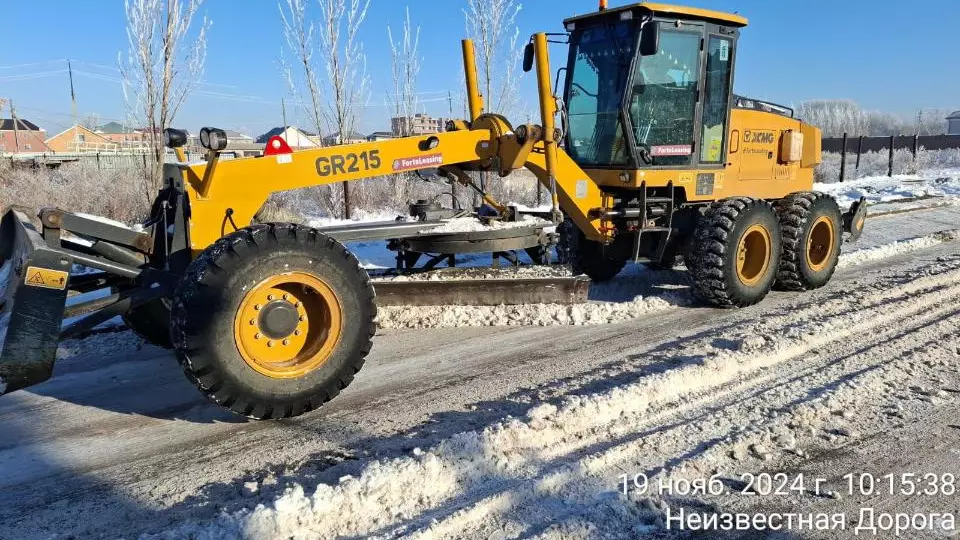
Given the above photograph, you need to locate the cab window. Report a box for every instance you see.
[628,28,701,166]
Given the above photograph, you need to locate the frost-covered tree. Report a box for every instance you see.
[796,100,870,138]
[119,0,211,201]
[464,0,522,117]
[279,0,370,218]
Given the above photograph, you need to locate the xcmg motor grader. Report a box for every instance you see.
[0,2,866,418]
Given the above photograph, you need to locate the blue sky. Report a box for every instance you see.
[2,0,957,137]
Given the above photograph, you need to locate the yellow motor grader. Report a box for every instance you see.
[0,2,866,418]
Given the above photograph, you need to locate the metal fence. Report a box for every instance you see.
[820,134,960,181]
[1,150,212,170]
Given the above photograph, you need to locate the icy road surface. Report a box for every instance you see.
[0,205,958,539]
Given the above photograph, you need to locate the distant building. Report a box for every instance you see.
[94,122,150,150]
[0,118,48,154]
[257,126,319,149]
[391,114,447,137]
[321,131,366,146]
[948,111,960,136]
[46,125,119,153]
[366,131,394,142]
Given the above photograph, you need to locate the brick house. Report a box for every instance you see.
[45,125,119,153]
[0,119,49,153]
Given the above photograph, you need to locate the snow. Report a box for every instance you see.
[308,209,407,228]
[815,170,960,210]
[419,215,552,235]
[838,229,960,268]
[149,258,960,540]
[73,212,145,233]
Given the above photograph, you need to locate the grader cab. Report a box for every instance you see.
[0,2,866,418]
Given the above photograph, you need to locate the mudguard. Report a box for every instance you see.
[842,197,868,242]
[0,210,71,395]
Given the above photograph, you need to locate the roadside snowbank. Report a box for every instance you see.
[815,170,960,210]
[838,229,960,268]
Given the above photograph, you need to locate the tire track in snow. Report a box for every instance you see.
[149,259,960,539]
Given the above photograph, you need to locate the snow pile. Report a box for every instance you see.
[815,172,960,210]
[420,216,552,235]
[309,209,407,228]
[150,264,960,540]
[377,293,684,329]
[838,229,960,268]
[73,212,146,233]
[373,265,572,282]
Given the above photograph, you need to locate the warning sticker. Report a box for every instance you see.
[24,266,69,290]
[392,153,443,172]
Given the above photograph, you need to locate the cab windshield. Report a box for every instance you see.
[564,19,638,167]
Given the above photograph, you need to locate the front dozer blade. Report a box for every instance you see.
[0,210,70,395]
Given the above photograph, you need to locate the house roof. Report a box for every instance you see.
[223,129,252,140]
[948,111,960,120]
[324,131,366,140]
[256,126,317,143]
[95,121,137,134]
[46,124,113,143]
[0,119,42,131]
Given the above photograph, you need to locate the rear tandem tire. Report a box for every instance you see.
[170,223,377,420]
[774,192,843,291]
[686,197,782,308]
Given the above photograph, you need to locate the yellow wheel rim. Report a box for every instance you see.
[806,216,835,272]
[234,272,342,379]
[855,214,865,232]
[736,224,772,286]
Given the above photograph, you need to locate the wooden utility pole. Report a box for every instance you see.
[9,99,20,153]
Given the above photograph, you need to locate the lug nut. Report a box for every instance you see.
[254,304,261,311]
[267,294,275,301]
[282,339,290,346]
[299,315,306,322]
[267,341,274,347]
[254,333,261,339]
[283,294,289,301]
[294,330,301,336]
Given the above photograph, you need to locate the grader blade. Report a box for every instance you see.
[0,210,71,395]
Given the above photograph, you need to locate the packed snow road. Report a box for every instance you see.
[0,205,958,539]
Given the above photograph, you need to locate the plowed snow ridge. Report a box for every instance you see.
[149,257,960,540]
[375,228,960,329]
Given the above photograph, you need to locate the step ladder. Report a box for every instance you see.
[631,180,676,263]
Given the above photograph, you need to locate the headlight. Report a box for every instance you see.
[163,128,188,148]
[199,127,228,151]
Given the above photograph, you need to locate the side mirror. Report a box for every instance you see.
[639,21,659,56]
[522,42,535,72]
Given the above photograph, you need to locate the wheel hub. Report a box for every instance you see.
[234,272,343,379]
[258,300,300,339]
[736,224,771,286]
[806,216,835,272]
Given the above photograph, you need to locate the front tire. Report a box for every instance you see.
[687,198,782,308]
[774,192,842,291]
[170,223,376,420]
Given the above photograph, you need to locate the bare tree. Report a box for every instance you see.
[387,7,421,138]
[279,0,370,219]
[279,0,326,137]
[464,0,522,117]
[119,0,210,203]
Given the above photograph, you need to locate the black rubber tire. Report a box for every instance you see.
[571,232,628,282]
[122,299,172,348]
[774,192,843,291]
[170,223,377,420]
[686,198,782,308]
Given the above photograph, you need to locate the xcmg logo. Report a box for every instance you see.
[743,130,775,144]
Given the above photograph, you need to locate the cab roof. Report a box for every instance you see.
[563,2,748,28]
